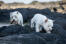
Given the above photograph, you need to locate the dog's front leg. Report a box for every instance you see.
[35,24,40,32]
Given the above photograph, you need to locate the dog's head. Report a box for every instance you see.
[10,11,19,24]
[44,19,54,32]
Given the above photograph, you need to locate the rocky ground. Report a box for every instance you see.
[0,8,66,44]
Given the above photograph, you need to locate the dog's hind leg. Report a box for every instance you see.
[20,20,24,26]
[31,18,35,28]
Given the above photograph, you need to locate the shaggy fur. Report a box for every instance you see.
[10,11,24,26]
[31,14,54,33]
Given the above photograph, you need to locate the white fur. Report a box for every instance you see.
[10,11,24,26]
[31,14,54,33]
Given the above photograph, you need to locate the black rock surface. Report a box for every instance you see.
[0,8,66,44]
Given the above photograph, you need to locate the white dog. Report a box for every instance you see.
[31,14,54,33]
[10,11,24,26]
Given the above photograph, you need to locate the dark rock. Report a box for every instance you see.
[52,24,66,38]
[0,33,61,44]
[0,24,34,37]
[0,8,66,44]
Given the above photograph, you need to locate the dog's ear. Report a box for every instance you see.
[45,19,48,23]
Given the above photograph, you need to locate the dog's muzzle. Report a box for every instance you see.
[10,20,18,24]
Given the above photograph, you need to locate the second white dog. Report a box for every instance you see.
[10,11,24,26]
[31,14,54,33]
